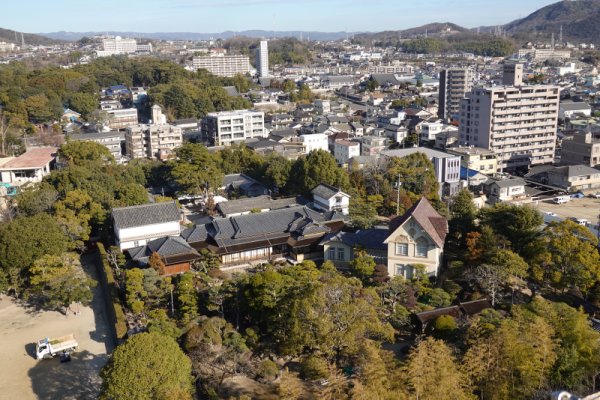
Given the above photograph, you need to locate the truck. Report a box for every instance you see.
[35,334,78,360]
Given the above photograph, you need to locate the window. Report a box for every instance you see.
[337,248,345,261]
[328,247,336,260]
[395,243,408,256]
[395,264,414,279]
[416,238,428,257]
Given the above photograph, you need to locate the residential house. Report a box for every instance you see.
[320,229,389,267]
[0,147,57,186]
[447,147,499,175]
[559,102,592,120]
[358,136,388,156]
[221,174,269,198]
[112,201,182,251]
[300,133,329,153]
[182,206,345,266]
[127,236,200,276]
[333,140,361,166]
[484,177,527,203]
[311,183,351,215]
[384,197,448,277]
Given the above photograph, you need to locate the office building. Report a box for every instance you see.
[256,40,269,78]
[192,55,251,77]
[459,65,559,171]
[201,110,265,146]
[125,124,183,160]
[438,68,474,121]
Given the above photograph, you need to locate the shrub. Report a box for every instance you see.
[433,315,457,332]
[300,355,329,380]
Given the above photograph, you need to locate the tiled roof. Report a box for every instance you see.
[311,183,347,200]
[320,228,388,251]
[388,197,448,248]
[112,201,180,230]
[0,147,57,169]
[216,195,300,216]
[128,236,199,263]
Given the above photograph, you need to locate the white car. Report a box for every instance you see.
[544,211,557,217]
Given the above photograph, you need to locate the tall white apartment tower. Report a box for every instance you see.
[256,40,270,78]
[438,68,475,121]
[458,64,559,171]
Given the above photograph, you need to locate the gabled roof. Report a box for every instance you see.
[311,183,349,200]
[112,201,180,230]
[0,147,57,170]
[320,228,388,251]
[128,236,199,264]
[387,197,448,248]
[488,177,526,188]
[216,195,301,216]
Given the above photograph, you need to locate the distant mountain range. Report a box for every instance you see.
[3,0,600,46]
[0,27,62,46]
[39,30,355,42]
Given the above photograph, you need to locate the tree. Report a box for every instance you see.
[28,253,96,313]
[532,220,600,293]
[125,268,147,315]
[69,92,97,118]
[262,153,292,191]
[100,332,194,400]
[54,189,105,248]
[350,252,376,282]
[349,195,377,229]
[148,252,166,275]
[58,141,114,167]
[0,213,73,297]
[14,182,58,216]
[176,272,198,325]
[277,369,304,399]
[479,203,542,256]
[88,110,111,132]
[115,183,148,207]
[288,149,350,195]
[448,189,477,254]
[470,249,528,306]
[170,143,223,196]
[406,337,474,400]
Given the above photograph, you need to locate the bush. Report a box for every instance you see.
[300,355,329,380]
[433,315,457,332]
[257,359,279,381]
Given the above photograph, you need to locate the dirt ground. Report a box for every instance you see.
[535,197,600,226]
[0,255,113,400]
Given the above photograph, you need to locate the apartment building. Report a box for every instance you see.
[459,64,559,171]
[69,131,124,160]
[192,55,251,77]
[300,133,329,153]
[438,68,475,121]
[517,48,571,60]
[256,40,269,78]
[561,130,600,167]
[97,36,151,57]
[125,124,183,160]
[334,140,361,166]
[201,110,265,146]
[107,108,138,130]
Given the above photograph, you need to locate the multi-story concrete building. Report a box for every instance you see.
[561,129,600,167]
[334,140,361,166]
[438,68,474,121]
[446,146,499,175]
[125,124,182,160]
[300,133,329,154]
[518,48,571,61]
[459,64,559,171]
[97,36,151,57]
[256,40,269,78]
[201,110,265,146]
[69,131,124,161]
[107,108,138,130]
[192,55,251,77]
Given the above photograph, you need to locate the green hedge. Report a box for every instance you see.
[97,242,127,342]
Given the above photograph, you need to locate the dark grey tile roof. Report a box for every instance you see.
[194,206,342,248]
[320,228,388,251]
[112,201,180,230]
[489,177,526,188]
[181,224,209,243]
[311,183,347,200]
[128,236,199,263]
[216,195,300,216]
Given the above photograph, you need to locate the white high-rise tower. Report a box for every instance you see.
[256,40,270,78]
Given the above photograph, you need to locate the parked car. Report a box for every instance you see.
[544,211,557,216]
[571,192,585,199]
[590,192,600,199]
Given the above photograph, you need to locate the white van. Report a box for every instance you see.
[553,195,570,204]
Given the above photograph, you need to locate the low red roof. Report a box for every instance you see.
[1,147,57,170]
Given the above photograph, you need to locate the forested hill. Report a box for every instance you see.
[0,27,63,45]
[503,0,600,42]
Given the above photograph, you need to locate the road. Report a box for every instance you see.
[0,254,113,400]
[534,196,600,236]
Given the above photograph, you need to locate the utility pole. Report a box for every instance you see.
[396,175,402,216]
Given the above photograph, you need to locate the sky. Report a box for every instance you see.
[1,0,559,34]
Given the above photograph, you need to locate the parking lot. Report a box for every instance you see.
[535,196,600,227]
[0,255,113,400]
